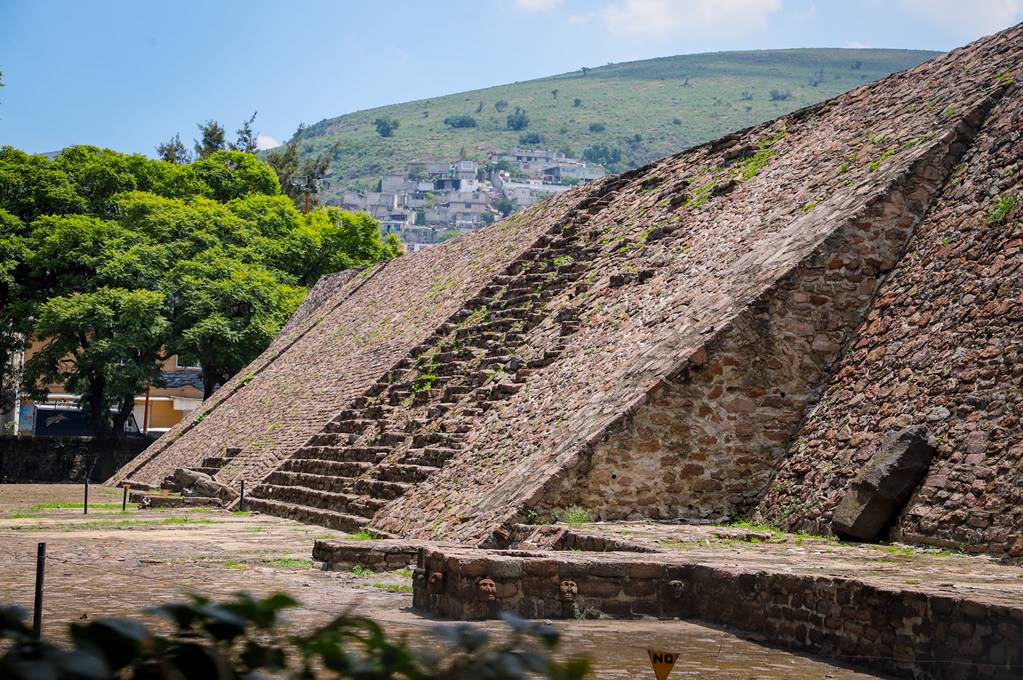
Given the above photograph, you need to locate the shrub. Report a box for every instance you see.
[987,194,1018,225]
[581,143,621,166]
[768,89,792,101]
[588,122,605,133]
[443,115,477,129]
[572,98,582,107]
[519,132,544,145]
[494,100,509,112]
[0,593,591,679]
[506,107,530,131]
[559,505,592,527]
[374,117,399,137]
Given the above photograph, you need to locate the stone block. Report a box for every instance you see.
[832,427,938,541]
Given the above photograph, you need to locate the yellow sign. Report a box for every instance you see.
[647,649,678,680]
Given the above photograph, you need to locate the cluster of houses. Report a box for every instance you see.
[338,148,605,252]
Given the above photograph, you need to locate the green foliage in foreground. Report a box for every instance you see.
[287,48,939,196]
[0,592,589,679]
[0,145,401,462]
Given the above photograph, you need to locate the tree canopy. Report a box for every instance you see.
[0,144,400,469]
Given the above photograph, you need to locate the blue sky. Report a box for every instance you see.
[2,0,1021,156]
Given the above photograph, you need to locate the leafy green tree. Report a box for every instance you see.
[194,120,226,159]
[0,144,400,457]
[230,111,259,153]
[444,115,477,128]
[506,107,530,131]
[24,287,169,467]
[156,133,192,164]
[264,124,338,210]
[167,254,305,398]
[374,117,399,137]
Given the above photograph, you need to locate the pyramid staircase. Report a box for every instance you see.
[245,214,605,532]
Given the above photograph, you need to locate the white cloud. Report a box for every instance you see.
[599,0,782,40]
[514,0,563,10]
[845,40,873,49]
[255,134,280,150]
[897,0,1022,38]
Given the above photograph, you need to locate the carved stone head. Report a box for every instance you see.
[428,571,445,593]
[558,580,578,603]
[668,579,685,600]
[477,578,497,602]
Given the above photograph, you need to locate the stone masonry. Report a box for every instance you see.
[112,24,1023,559]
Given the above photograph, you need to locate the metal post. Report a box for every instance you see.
[83,479,89,515]
[142,381,152,435]
[32,542,45,639]
[122,484,129,512]
[239,480,245,512]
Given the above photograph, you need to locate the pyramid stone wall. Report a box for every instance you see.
[759,55,1023,557]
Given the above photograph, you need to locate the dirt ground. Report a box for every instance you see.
[0,484,880,679]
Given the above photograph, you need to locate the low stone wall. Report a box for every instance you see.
[0,437,148,483]
[313,539,454,571]
[414,545,1022,680]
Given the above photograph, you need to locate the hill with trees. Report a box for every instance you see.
[285,47,939,200]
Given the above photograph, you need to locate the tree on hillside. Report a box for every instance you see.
[264,124,339,210]
[506,107,529,131]
[194,120,226,159]
[494,100,508,112]
[156,133,192,164]
[231,111,259,153]
[444,115,477,129]
[374,117,399,137]
[551,88,558,99]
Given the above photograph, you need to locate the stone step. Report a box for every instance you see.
[263,470,355,493]
[244,497,368,533]
[411,431,466,448]
[293,446,389,464]
[193,466,221,477]
[405,446,459,467]
[201,457,228,468]
[377,431,407,447]
[308,432,357,447]
[374,463,438,484]
[279,458,372,477]
[325,419,374,434]
[251,483,386,518]
[354,478,412,501]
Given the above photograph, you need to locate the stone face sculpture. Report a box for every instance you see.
[668,580,685,599]
[558,580,578,603]
[428,571,445,593]
[477,578,497,602]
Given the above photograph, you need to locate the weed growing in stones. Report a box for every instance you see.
[352,565,372,576]
[559,506,592,527]
[868,148,896,171]
[267,558,314,569]
[396,568,414,578]
[224,560,246,570]
[987,194,1018,225]
[371,583,413,593]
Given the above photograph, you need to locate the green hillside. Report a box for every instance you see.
[292,47,939,200]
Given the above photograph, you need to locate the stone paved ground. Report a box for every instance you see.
[587,521,1023,609]
[0,485,879,679]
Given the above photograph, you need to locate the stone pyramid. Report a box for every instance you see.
[112,23,1023,559]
